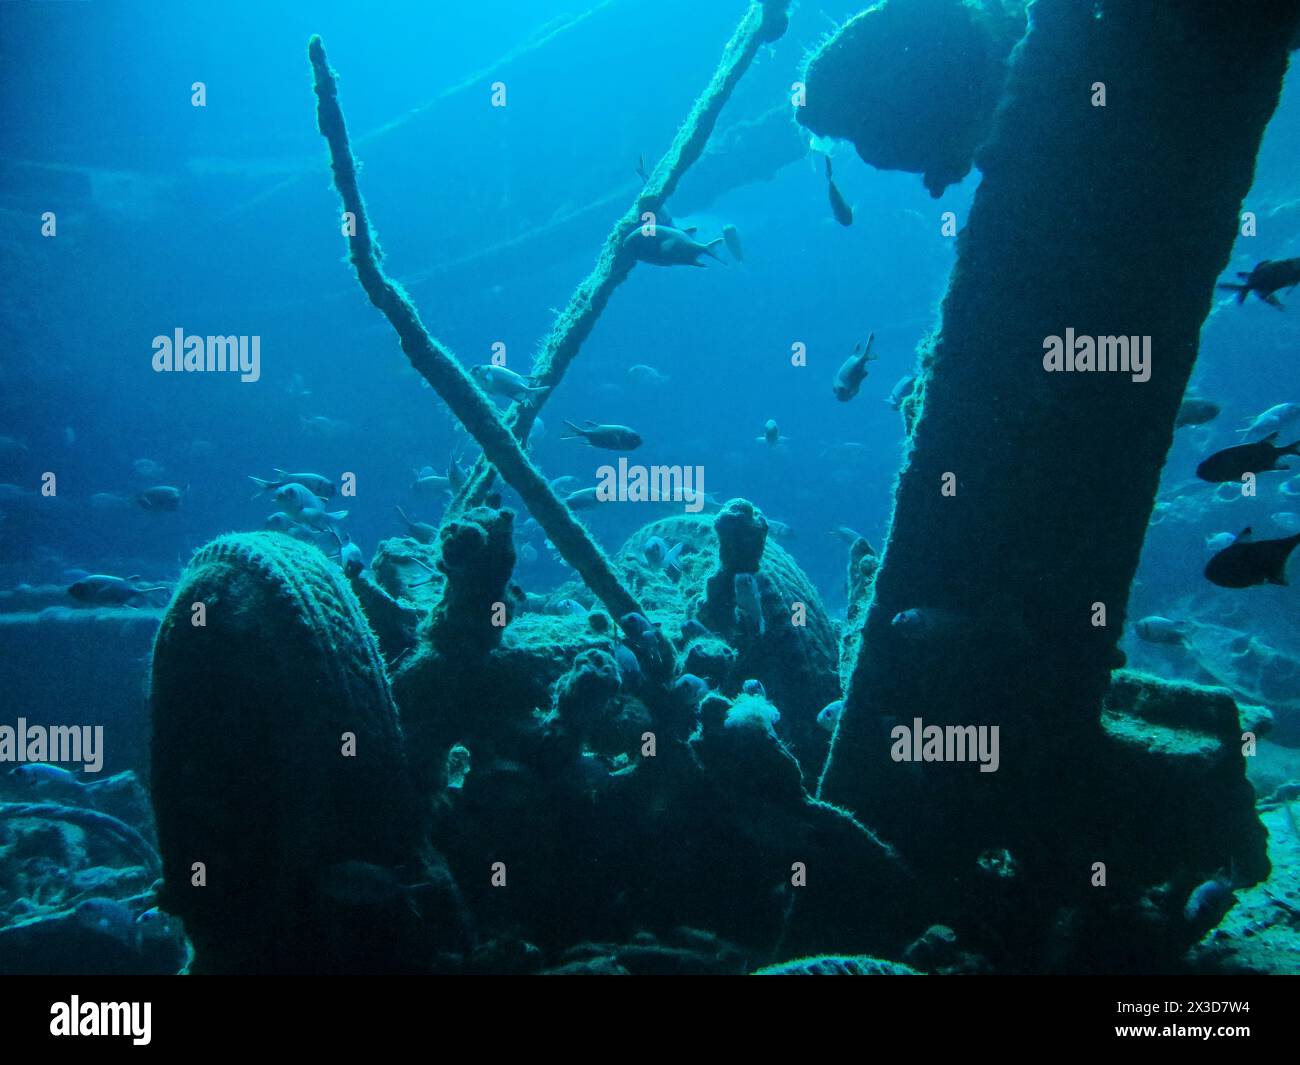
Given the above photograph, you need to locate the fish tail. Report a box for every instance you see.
[1274,534,1300,584]
[562,421,584,439]
[704,238,727,264]
[1217,282,1250,303]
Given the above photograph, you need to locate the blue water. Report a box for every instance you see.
[0,1,1298,787]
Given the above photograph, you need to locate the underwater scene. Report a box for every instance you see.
[2,0,1300,994]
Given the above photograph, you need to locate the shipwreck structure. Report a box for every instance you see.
[145,0,1300,974]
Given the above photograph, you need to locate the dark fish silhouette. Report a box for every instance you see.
[1196,432,1299,482]
[562,421,642,451]
[622,224,724,267]
[136,484,185,511]
[833,333,877,401]
[1174,397,1220,428]
[1204,527,1300,588]
[394,505,436,544]
[1217,257,1300,308]
[825,155,853,227]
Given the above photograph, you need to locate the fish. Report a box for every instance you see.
[265,511,297,532]
[447,455,467,492]
[614,643,643,688]
[470,364,549,403]
[75,897,141,951]
[89,491,131,510]
[132,458,165,479]
[672,673,710,704]
[562,421,643,451]
[1205,527,1300,588]
[1174,397,1220,428]
[833,333,877,401]
[547,598,586,616]
[250,469,335,500]
[829,525,866,547]
[411,470,451,497]
[1196,433,1300,482]
[824,155,853,227]
[721,223,744,261]
[643,536,669,567]
[733,573,764,637]
[767,519,793,541]
[136,484,185,511]
[886,374,917,410]
[681,619,711,641]
[620,611,660,646]
[394,505,437,544]
[67,574,170,606]
[1205,531,1237,553]
[1237,402,1300,441]
[564,486,602,510]
[1134,616,1190,645]
[274,482,334,516]
[622,224,725,267]
[890,607,970,639]
[627,363,670,386]
[518,542,538,564]
[741,678,765,698]
[1273,512,1300,531]
[758,419,782,446]
[1217,256,1300,308]
[285,371,312,397]
[299,414,351,437]
[288,507,347,535]
[1183,874,1236,926]
[817,699,844,732]
[663,541,686,577]
[332,530,365,577]
[1282,476,1300,498]
[318,861,429,907]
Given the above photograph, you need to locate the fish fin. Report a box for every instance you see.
[703,238,726,264]
[328,510,348,521]
[1237,527,1253,542]
[1263,431,1279,444]
[1262,292,1284,309]
[683,225,698,235]
[824,154,833,179]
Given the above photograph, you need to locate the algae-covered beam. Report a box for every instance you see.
[817,0,1298,951]
[449,0,791,513]
[307,36,659,659]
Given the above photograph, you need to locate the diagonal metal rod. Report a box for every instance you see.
[446,0,791,515]
[308,35,665,666]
